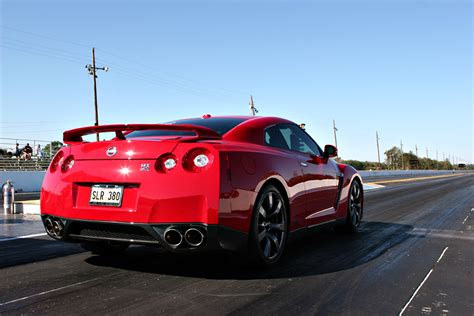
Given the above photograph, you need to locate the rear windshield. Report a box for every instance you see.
[125,117,248,139]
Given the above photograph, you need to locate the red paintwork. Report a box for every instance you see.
[41,116,362,235]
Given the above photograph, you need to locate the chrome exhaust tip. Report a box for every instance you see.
[164,228,183,247]
[184,228,204,247]
[44,218,54,236]
[52,220,63,237]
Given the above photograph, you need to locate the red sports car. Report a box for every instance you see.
[41,115,363,266]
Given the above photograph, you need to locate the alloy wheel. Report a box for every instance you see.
[349,181,363,227]
[256,190,287,260]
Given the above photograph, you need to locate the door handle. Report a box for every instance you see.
[300,162,308,167]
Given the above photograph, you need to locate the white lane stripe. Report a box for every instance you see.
[0,278,100,306]
[462,214,470,225]
[399,246,449,316]
[399,269,434,316]
[463,208,474,224]
[436,246,449,263]
[0,233,47,242]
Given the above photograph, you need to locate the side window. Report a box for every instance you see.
[265,125,290,151]
[265,124,322,156]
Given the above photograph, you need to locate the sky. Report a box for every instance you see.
[0,0,472,163]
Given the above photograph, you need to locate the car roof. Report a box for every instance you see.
[172,115,296,144]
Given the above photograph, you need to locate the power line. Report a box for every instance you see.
[1,25,91,48]
[2,27,247,105]
[95,47,248,97]
[0,44,86,65]
[1,36,90,61]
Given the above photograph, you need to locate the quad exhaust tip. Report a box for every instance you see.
[164,228,183,247]
[52,220,63,237]
[184,228,204,247]
[45,218,54,235]
[45,217,63,238]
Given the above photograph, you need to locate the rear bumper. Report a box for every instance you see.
[41,215,248,253]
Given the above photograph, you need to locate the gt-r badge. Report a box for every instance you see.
[140,163,150,172]
[106,146,117,157]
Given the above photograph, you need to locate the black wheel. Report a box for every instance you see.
[81,241,129,256]
[344,180,363,233]
[248,185,288,266]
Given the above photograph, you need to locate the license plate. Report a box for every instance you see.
[89,185,124,207]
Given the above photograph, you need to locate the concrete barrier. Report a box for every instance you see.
[359,170,464,179]
[0,169,470,193]
[0,171,45,192]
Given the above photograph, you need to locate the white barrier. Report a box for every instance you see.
[0,169,470,193]
[359,170,462,179]
[0,171,45,192]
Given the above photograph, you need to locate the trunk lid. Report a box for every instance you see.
[69,139,178,160]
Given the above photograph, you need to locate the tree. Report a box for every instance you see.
[44,141,63,157]
[384,146,402,169]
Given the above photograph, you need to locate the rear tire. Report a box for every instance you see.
[81,241,129,256]
[247,185,288,267]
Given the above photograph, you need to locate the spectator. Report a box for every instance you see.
[21,143,33,160]
[15,143,21,157]
[37,144,43,159]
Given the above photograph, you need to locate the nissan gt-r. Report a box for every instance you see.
[41,115,363,266]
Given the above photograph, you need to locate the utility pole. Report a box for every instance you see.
[415,144,418,157]
[333,119,338,149]
[376,131,381,169]
[86,47,108,141]
[249,95,258,116]
[426,147,429,159]
[436,150,439,169]
[400,140,404,170]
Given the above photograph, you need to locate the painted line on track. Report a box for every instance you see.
[0,277,101,307]
[462,209,473,225]
[363,183,385,191]
[399,246,449,316]
[0,233,47,242]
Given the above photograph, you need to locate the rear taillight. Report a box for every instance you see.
[61,155,75,173]
[155,153,177,173]
[183,148,214,172]
[49,151,64,173]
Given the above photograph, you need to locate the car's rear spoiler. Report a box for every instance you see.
[63,124,221,144]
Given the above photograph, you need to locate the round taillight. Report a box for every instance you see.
[164,158,177,170]
[183,148,214,172]
[49,151,64,173]
[193,154,209,168]
[155,153,177,173]
[61,155,75,173]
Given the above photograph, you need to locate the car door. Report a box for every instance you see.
[266,124,340,226]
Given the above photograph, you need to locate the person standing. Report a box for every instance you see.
[37,144,43,159]
[15,143,21,157]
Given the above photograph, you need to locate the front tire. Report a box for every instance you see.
[81,241,129,256]
[343,180,363,233]
[248,185,288,266]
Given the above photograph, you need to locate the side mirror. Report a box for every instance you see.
[323,144,338,158]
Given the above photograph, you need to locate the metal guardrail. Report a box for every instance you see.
[0,137,59,159]
[0,158,51,171]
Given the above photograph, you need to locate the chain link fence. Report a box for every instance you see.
[0,137,57,171]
